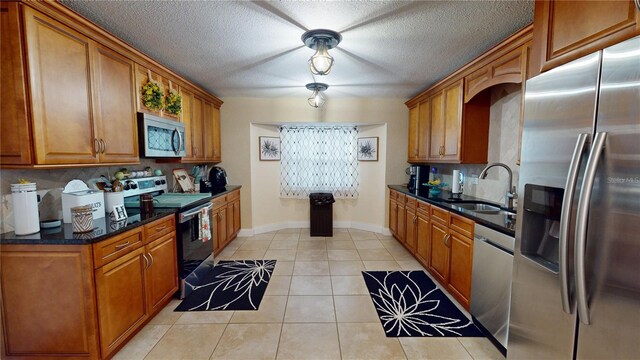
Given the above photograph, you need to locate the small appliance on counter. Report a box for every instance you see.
[209,166,228,189]
[61,180,105,223]
[451,169,463,197]
[405,166,419,191]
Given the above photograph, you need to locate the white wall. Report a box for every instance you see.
[219,97,408,234]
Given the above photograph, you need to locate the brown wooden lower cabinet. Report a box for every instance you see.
[95,247,148,357]
[0,214,178,359]
[428,219,450,284]
[388,190,475,310]
[212,188,242,255]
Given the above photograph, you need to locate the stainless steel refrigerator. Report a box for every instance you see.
[508,35,640,359]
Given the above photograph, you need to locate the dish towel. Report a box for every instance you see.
[199,207,211,243]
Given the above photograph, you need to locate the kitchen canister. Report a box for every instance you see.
[11,182,40,235]
[71,205,94,233]
[104,191,124,215]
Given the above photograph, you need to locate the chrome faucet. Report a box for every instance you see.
[479,162,517,209]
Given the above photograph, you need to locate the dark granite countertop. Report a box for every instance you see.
[1,185,242,245]
[0,208,177,245]
[208,185,241,198]
[388,185,516,237]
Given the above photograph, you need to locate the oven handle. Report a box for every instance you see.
[180,203,213,223]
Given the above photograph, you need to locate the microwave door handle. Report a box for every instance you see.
[559,133,589,314]
[177,128,183,155]
[171,127,180,155]
[575,131,607,325]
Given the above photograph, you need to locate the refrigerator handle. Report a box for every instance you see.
[559,133,589,314]
[575,131,607,325]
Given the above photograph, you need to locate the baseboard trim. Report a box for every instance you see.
[238,221,390,236]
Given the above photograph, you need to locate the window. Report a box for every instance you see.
[279,125,359,199]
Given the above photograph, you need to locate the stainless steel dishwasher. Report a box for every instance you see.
[471,223,514,354]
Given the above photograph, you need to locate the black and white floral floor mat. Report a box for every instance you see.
[362,271,483,337]
[175,260,276,311]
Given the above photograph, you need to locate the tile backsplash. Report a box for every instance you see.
[0,159,198,233]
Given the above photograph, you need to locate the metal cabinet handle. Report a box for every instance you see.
[142,253,149,269]
[559,133,589,314]
[635,0,640,11]
[148,252,154,267]
[100,139,106,153]
[114,241,130,249]
[155,226,167,232]
[94,138,100,154]
[575,131,607,325]
[413,216,417,224]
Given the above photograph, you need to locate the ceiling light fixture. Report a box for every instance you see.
[301,29,342,75]
[306,83,329,108]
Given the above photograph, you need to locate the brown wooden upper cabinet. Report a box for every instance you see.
[3,6,138,166]
[134,64,180,120]
[406,25,532,164]
[1,2,32,166]
[530,0,640,77]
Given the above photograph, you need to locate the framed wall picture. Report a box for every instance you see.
[259,136,281,161]
[358,137,379,161]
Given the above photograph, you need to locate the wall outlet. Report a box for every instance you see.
[470,174,479,185]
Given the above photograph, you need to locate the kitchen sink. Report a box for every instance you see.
[446,200,515,215]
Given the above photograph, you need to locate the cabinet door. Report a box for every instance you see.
[24,7,98,165]
[417,99,431,160]
[389,197,398,237]
[134,65,163,116]
[429,92,444,160]
[192,96,205,160]
[1,2,32,166]
[416,213,431,266]
[217,206,228,249]
[203,101,215,160]
[91,44,138,163]
[225,204,234,244]
[407,106,419,161]
[442,81,462,161]
[531,0,640,76]
[95,247,148,358]
[429,221,449,285]
[405,207,417,253]
[146,232,178,313]
[447,230,473,309]
[212,106,222,162]
[180,87,196,160]
[233,199,241,236]
[397,199,406,243]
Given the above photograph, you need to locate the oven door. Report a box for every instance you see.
[176,201,214,298]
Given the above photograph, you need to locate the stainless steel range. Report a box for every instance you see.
[122,176,214,299]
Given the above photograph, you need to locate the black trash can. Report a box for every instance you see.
[309,192,335,237]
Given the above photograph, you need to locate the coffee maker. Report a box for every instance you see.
[208,166,228,189]
[406,166,418,191]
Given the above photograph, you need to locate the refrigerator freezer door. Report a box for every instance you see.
[508,52,601,359]
[575,35,640,360]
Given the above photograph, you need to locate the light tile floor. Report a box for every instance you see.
[115,228,504,360]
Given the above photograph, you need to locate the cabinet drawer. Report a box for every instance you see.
[405,196,417,210]
[144,215,175,244]
[211,195,227,209]
[417,200,430,217]
[430,206,450,225]
[450,213,474,239]
[93,227,144,268]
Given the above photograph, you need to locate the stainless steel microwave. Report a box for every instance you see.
[138,113,186,157]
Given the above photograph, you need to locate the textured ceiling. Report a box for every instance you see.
[61,0,533,100]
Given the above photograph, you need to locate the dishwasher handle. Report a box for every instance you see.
[474,235,514,256]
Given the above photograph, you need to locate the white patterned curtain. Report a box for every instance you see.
[280,125,359,199]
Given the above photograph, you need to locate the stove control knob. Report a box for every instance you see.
[155,180,161,185]
[160,179,166,185]
[123,184,130,190]
[131,183,138,189]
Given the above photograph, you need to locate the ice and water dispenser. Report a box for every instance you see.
[519,184,565,273]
